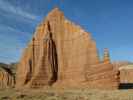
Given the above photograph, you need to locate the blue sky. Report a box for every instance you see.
[0,0,133,63]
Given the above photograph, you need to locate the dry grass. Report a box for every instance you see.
[0,88,133,100]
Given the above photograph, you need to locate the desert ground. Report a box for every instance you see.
[0,88,133,100]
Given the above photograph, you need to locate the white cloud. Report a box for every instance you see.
[0,24,27,34]
[0,24,31,49]
[0,0,39,20]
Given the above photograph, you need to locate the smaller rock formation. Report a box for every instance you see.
[103,48,110,63]
[84,49,119,89]
[0,67,14,88]
[119,64,133,83]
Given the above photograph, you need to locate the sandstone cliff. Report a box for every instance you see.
[16,7,119,89]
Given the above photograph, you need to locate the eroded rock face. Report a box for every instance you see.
[16,8,119,89]
[0,67,14,88]
[119,65,133,83]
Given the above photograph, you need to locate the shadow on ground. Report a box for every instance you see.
[119,83,133,89]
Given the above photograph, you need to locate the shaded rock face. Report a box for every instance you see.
[0,67,14,88]
[16,8,119,89]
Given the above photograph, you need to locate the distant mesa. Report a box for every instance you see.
[16,7,119,89]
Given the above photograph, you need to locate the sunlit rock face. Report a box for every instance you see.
[16,8,119,89]
[0,67,14,88]
[119,64,133,83]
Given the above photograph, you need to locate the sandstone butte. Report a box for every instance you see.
[16,7,120,89]
[0,66,14,88]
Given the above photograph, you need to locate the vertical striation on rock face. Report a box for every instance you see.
[26,22,58,88]
[16,7,119,89]
[0,67,14,88]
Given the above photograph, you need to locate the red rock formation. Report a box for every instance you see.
[16,7,119,89]
[0,67,14,88]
